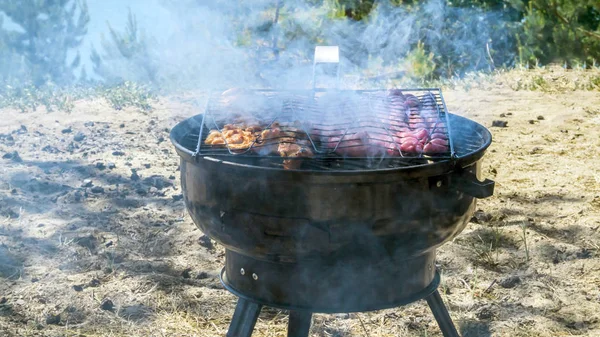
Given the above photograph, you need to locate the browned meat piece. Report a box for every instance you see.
[278,138,313,170]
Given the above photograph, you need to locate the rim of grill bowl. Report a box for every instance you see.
[170,113,492,175]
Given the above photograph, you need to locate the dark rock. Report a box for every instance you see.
[172,194,183,201]
[470,210,492,224]
[475,305,495,320]
[506,112,513,116]
[130,169,140,181]
[11,188,17,194]
[61,127,72,134]
[95,162,106,170]
[84,122,95,127]
[492,120,508,127]
[199,235,214,250]
[499,113,506,117]
[91,186,104,194]
[105,240,113,248]
[143,163,151,168]
[100,299,114,311]
[181,268,192,279]
[45,314,61,325]
[499,275,521,288]
[81,179,93,188]
[77,235,98,251]
[18,125,27,133]
[528,120,536,124]
[107,162,116,170]
[3,151,22,162]
[119,123,125,128]
[73,132,86,142]
[537,115,545,120]
[31,277,39,283]
[112,151,125,156]
[196,271,209,279]
[42,145,60,153]
[0,297,6,304]
[72,285,83,292]
[169,175,176,180]
[136,188,147,196]
[157,136,165,144]
[87,279,101,287]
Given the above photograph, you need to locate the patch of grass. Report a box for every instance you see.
[99,81,157,112]
[0,81,156,113]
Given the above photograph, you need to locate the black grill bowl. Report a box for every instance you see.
[170,113,492,262]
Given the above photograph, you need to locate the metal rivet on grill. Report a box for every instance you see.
[240,268,245,275]
[436,181,442,187]
[252,273,258,280]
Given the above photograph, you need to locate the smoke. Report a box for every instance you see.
[78,0,515,90]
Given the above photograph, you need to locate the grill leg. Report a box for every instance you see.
[426,290,461,337]
[227,298,262,337]
[287,310,312,337]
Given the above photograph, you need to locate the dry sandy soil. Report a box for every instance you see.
[0,87,599,337]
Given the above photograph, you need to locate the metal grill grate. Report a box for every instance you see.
[188,89,481,170]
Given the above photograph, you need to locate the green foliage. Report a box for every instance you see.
[0,0,90,86]
[404,41,436,81]
[98,81,156,112]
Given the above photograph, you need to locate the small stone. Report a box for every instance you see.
[100,299,114,311]
[119,123,125,128]
[130,170,140,181]
[87,279,101,287]
[136,188,147,196]
[157,136,165,144]
[31,277,39,283]
[528,120,536,124]
[95,162,106,170]
[61,127,72,134]
[181,268,192,279]
[91,186,105,194]
[42,145,60,153]
[72,285,84,292]
[84,121,95,127]
[3,151,23,162]
[499,275,521,288]
[0,297,6,304]
[112,151,125,156]
[45,314,61,325]
[143,163,151,168]
[537,115,545,120]
[199,235,214,250]
[172,194,183,201]
[499,113,506,118]
[169,175,176,180]
[105,240,113,248]
[82,179,93,188]
[196,271,209,279]
[475,305,495,320]
[506,112,513,116]
[107,162,116,170]
[492,120,508,128]
[73,132,86,142]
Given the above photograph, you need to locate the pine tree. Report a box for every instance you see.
[91,9,157,84]
[0,0,90,85]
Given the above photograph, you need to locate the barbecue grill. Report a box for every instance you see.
[170,47,495,337]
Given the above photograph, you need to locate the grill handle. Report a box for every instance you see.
[452,170,495,199]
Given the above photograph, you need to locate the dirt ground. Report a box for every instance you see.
[0,87,599,337]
